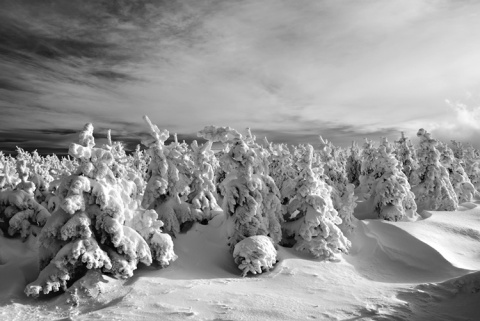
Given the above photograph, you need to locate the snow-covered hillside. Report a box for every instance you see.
[1,122,480,320]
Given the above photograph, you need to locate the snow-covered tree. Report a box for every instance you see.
[141,116,220,235]
[394,132,420,186]
[198,126,283,276]
[438,142,476,203]
[282,144,350,259]
[25,123,176,297]
[412,128,458,212]
[346,142,362,187]
[317,137,356,233]
[464,145,480,192]
[358,139,377,197]
[369,138,417,221]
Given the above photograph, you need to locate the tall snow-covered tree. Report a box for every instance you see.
[141,116,221,235]
[438,142,476,203]
[412,128,458,212]
[198,126,283,276]
[368,138,417,221]
[317,137,356,233]
[25,122,176,297]
[346,141,362,187]
[282,144,350,259]
[394,132,420,186]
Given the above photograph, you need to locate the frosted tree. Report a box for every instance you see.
[266,141,297,207]
[141,116,221,236]
[369,138,417,221]
[358,139,377,198]
[395,132,420,186]
[412,129,458,212]
[282,144,350,259]
[25,123,176,297]
[317,137,356,233]
[346,141,362,187]
[0,154,51,238]
[464,145,480,192]
[198,126,283,276]
[438,142,476,203]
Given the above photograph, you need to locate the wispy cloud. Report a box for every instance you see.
[1,0,480,153]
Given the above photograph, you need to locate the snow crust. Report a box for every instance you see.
[2,202,480,320]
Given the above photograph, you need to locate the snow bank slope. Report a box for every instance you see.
[347,206,480,283]
[1,206,480,320]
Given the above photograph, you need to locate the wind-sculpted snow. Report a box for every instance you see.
[347,208,480,283]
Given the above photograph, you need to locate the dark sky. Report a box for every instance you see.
[2,0,480,155]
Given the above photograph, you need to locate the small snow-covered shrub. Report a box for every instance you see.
[233,235,277,277]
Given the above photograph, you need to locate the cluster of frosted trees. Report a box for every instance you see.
[1,120,479,296]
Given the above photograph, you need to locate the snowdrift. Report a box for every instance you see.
[1,201,480,320]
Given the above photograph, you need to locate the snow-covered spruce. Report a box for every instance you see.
[438,142,476,203]
[463,145,480,193]
[358,139,377,198]
[282,144,350,259]
[25,123,176,297]
[366,138,417,221]
[346,141,362,187]
[317,136,357,233]
[198,126,283,275]
[141,116,221,236]
[412,128,458,212]
[0,155,51,238]
[0,189,50,238]
[394,132,420,186]
[265,141,297,210]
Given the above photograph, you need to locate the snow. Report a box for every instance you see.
[1,201,480,320]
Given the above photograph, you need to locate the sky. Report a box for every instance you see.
[1,0,480,155]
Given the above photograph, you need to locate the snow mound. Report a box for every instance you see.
[347,206,480,283]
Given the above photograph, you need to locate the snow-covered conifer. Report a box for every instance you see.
[141,116,220,235]
[369,138,417,221]
[317,137,357,232]
[25,122,176,297]
[438,142,476,203]
[395,132,420,185]
[198,126,283,276]
[282,144,350,259]
[346,142,362,187]
[412,129,458,211]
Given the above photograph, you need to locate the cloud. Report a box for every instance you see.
[430,99,480,147]
[2,0,480,154]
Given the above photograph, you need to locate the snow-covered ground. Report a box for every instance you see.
[1,201,480,321]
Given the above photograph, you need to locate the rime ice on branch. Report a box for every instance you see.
[25,123,175,297]
[198,126,283,276]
